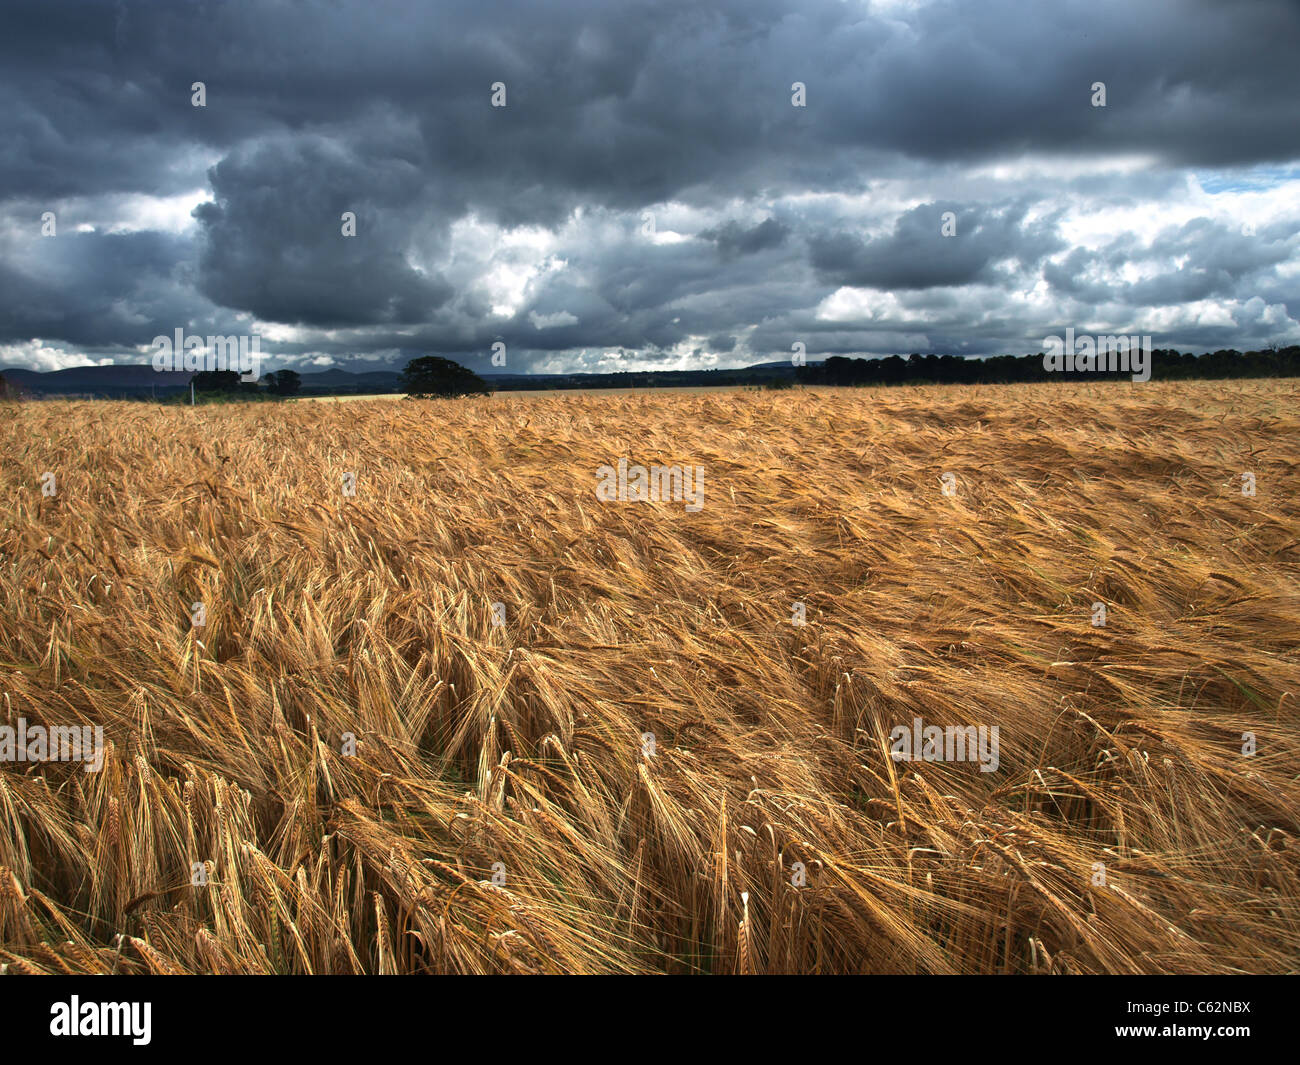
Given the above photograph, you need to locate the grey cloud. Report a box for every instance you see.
[0,0,1298,370]
[809,202,1064,290]
[193,135,454,326]
[700,218,790,258]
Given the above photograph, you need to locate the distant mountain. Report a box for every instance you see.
[296,368,403,388]
[1,365,194,397]
[7,352,1298,397]
[294,369,403,394]
[0,360,821,397]
[0,364,401,398]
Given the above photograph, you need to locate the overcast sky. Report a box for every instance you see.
[2,0,1298,376]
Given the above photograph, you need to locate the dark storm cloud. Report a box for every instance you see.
[192,134,454,326]
[0,0,1298,370]
[4,0,1298,201]
[700,218,790,258]
[809,201,1064,289]
[0,230,196,346]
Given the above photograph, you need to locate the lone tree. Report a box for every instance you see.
[191,369,259,398]
[191,369,242,394]
[262,369,302,396]
[402,356,488,398]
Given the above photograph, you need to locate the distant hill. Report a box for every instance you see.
[0,360,822,398]
[293,368,404,392]
[5,347,1295,398]
[1,365,195,397]
[0,364,401,398]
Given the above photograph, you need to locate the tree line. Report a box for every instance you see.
[797,346,1300,387]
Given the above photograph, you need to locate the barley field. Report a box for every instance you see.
[1,380,1297,974]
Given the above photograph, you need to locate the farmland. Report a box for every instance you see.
[1,380,1297,973]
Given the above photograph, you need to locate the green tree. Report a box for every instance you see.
[401,356,488,398]
[263,369,302,396]
[191,369,242,394]
[191,369,261,400]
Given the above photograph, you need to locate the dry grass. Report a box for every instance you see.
[1,379,1297,974]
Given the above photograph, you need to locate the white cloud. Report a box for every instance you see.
[529,309,578,329]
